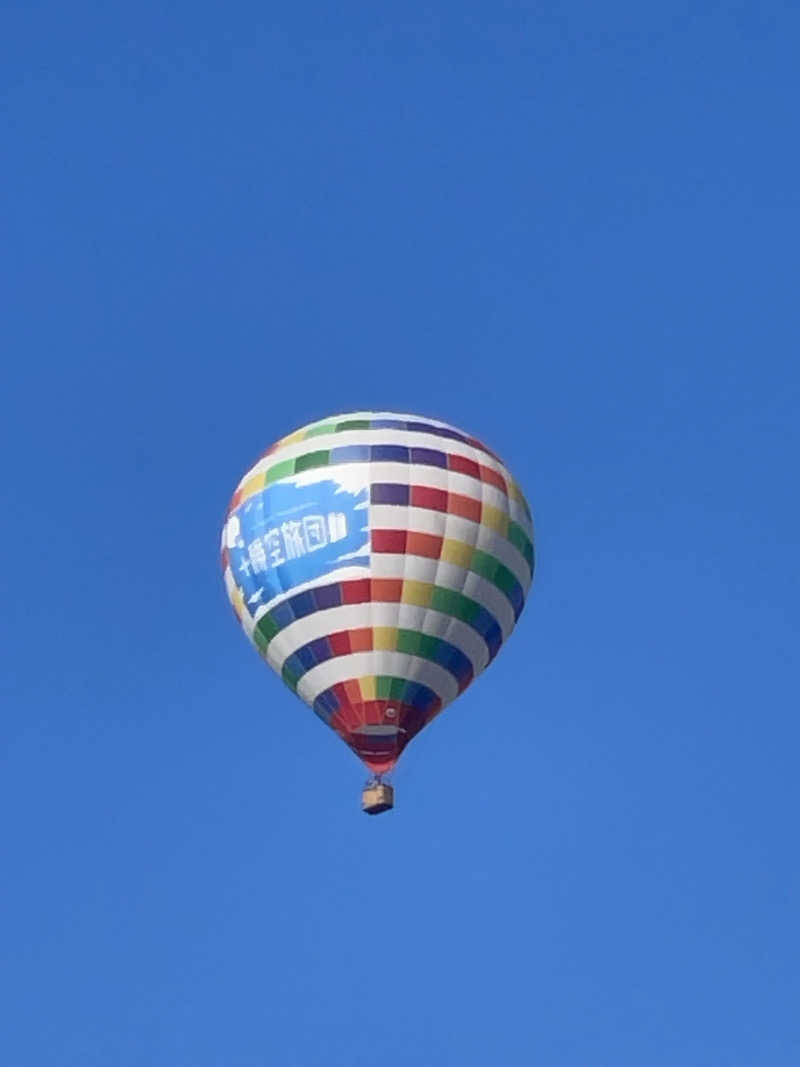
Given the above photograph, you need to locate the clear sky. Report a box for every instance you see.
[3,2,799,1064]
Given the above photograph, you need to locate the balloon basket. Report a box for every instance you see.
[362,781,394,815]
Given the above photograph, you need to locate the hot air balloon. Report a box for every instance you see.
[221,411,534,813]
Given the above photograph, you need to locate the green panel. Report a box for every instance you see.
[417,633,441,660]
[494,563,520,598]
[252,627,269,654]
[294,450,330,473]
[507,521,526,552]
[265,458,296,484]
[256,614,280,645]
[281,664,300,691]
[389,677,406,702]
[335,419,371,431]
[431,586,475,624]
[396,629,423,656]
[396,629,445,663]
[507,521,535,569]
[456,593,480,624]
[305,422,336,438]
[376,675,393,699]
[472,550,501,584]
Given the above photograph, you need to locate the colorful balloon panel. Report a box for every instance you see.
[221,412,534,773]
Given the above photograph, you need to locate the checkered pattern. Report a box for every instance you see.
[222,411,534,773]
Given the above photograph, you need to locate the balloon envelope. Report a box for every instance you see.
[221,412,534,774]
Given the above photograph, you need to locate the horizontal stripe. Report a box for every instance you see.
[251,576,505,665]
[234,436,513,505]
[280,626,474,696]
[262,413,504,466]
[258,420,532,521]
[370,501,532,586]
[245,427,508,483]
[375,556,517,637]
[313,675,442,723]
[231,458,533,541]
[372,529,525,619]
[271,601,491,677]
[296,650,459,707]
[371,481,534,573]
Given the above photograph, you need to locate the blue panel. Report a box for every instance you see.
[308,636,332,664]
[290,590,316,619]
[410,447,447,467]
[433,643,472,681]
[509,583,525,619]
[269,599,295,629]
[312,693,336,722]
[371,483,409,505]
[370,444,409,463]
[312,583,342,611]
[484,621,503,659]
[284,652,304,677]
[294,645,317,671]
[406,421,463,445]
[330,444,370,464]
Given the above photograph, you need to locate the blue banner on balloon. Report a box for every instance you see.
[227,476,370,608]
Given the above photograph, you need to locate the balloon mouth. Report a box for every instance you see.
[355,724,407,737]
[332,697,430,774]
[352,726,406,774]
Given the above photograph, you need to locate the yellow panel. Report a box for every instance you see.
[508,480,527,505]
[373,627,397,651]
[360,675,377,700]
[232,586,245,620]
[278,429,306,448]
[481,504,509,535]
[440,538,474,568]
[401,580,433,607]
[240,472,266,501]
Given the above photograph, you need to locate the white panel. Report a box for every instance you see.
[374,553,441,584]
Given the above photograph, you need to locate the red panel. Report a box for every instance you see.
[229,488,243,509]
[343,679,362,705]
[371,578,403,602]
[406,530,443,559]
[363,700,384,726]
[372,529,407,554]
[341,578,372,604]
[331,681,350,707]
[479,464,507,492]
[410,485,449,512]
[447,453,480,479]
[328,631,352,656]
[447,491,482,522]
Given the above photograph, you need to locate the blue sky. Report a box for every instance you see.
[3,2,800,1064]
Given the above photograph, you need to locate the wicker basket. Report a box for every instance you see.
[362,782,394,815]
